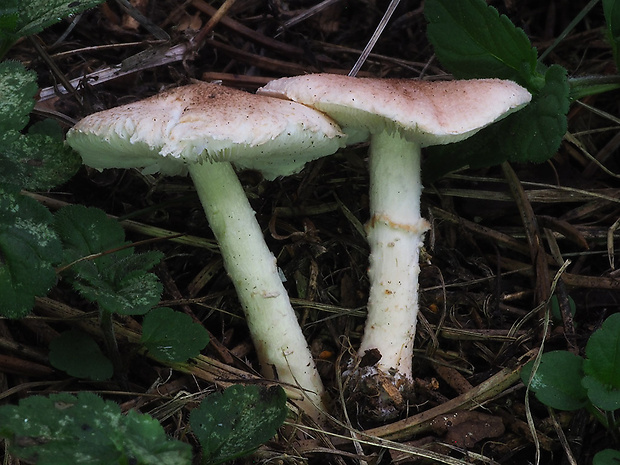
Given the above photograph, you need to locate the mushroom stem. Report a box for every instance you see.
[188,160,327,421]
[359,130,429,380]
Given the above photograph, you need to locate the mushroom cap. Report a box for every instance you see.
[257,74,532,147]
[66,81,346,179]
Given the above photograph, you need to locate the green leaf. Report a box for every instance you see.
[0,63,80,190]
[0,1,19,57]
[141,307,210,362]
[49,329,113,380]
[594,448,620,465]
[603,0,620,70]
[582,313,620,411]
[73,251,164,315]
[521,350,588,411]
[0,61,37,133]
[0,392,192,465]
[121,409,191,465]
[0,1,19,34]
[0,119,81,190]
[1,0,105,57]
[15,0,105,39]
[54,204,127,262]
[424,0,543,90]
[55,205,163,315]
[423,65,569,182]
[0,184,61,318]
[190,385,288,465]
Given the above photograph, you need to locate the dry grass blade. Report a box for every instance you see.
[364,354,535,441]
[502,162,551,304]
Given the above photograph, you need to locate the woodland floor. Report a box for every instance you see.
[3,0,620,464]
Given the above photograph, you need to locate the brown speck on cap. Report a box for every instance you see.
[258,73,532,147]
[66,81,345,179]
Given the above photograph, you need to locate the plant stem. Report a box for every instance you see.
[569,75,620,100]
[605,409,620,444]
[188,161,327,421]
[99,308,127,387]
[585,403,609,428]
[358,130,429,380]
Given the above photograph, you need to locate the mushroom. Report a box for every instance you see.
[66,81,346,421]
[258,74,531,417]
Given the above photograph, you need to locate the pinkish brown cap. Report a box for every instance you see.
[257,74,531,147]
[66,81,345,179]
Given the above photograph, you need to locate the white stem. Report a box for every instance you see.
[358,130,429,380]
[188,161,326,420]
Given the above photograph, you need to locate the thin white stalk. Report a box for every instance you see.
[188,161,326,420]
[358,130,429,380]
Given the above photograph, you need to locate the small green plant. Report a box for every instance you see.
[0,392,192,465]
[422,0,620,181]
[0,0,211,383]
[0,61,81,191]
[425,2,620,460]
[189,385,289,465]
[423,0,569,181]
[0,61,80,317]
[0,0,105,59]
[55,204,164,317]
[0,0,107,316]
[0,385,288,465]
[48,205,210,378]
[0,4,225,463]
[0,182,63,316]
[521,313,620,462]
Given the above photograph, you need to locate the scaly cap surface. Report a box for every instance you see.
[67,81,345,179]
[258,74,532,147]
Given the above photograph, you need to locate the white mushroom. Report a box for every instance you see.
[259,74,531,417]
[66,81,346,421]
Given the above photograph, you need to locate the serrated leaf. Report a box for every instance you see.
[49,329,113,380]
[15,0,105,39]
[55,205,163,315]
[190,385,287,465]
[0,63,79,191]
[0,184,61,318]
[0,63,80,190]
[423,65,569,182]
[73,252,163,315]
[582,313,620,411]
[0,61,37,133]
[54,204,127,262]
[1,1,105,58]
[0,119,81,190]
[141,307,210,362]
[521,350,588,411]
[121,409,191,465]
[0,392,192,465]
[603,0,620,70]
[425,0,543,90]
